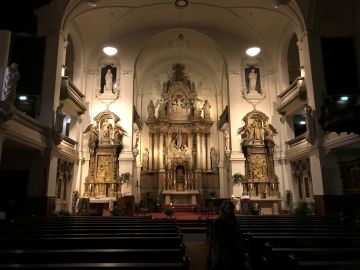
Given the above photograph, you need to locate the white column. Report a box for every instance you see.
[148,132,154,171]
[159,132,164,171]
[153,132,158,170]
[299,32,325,196]
[39,30,67,126]
[0,30,11,85]
[206,133,211,171]
[201,133,206,170]
[196,132,201,170]
[188,133,193,169]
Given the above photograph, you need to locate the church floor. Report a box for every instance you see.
[184,233,209,270]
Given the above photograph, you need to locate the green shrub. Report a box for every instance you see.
[55,210,71,217]
[295,201,313,215]
[164,208,175,217]
[111,206,123,216]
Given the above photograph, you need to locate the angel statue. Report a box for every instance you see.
[83,123,99,148]
[113,121,127,145]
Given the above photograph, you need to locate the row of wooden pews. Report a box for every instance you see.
[0,216,189,269]
[236,215,360,270]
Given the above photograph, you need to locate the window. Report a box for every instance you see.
[292,108,306,137]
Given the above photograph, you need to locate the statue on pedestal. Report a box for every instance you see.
[142,148,149,171]
[210,147,218,170]
[83,123,99,149]
[113,121,127,145]
[101,118,112,143]
[202,100,211,119]
[147,100,155,119]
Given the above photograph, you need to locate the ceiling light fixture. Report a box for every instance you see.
[103,46,118,56]
[87,0,97,7]
[102,12,118,56]
[246,47,261,57]
[174,0,189,9]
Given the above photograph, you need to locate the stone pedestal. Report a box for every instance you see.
[162,190,199,204]
[250,198,282,214]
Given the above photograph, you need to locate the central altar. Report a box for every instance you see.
[141,63,217,205]
[162,190,199,204]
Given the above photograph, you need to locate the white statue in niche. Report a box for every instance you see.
[248,68,258,92]
[104,69,113,93]
[245,65,261,95]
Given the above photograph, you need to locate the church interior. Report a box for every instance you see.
[0,0,360,218]
[1,1,360,270]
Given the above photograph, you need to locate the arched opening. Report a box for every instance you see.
[287,34,301,85]
[65,35,75,81]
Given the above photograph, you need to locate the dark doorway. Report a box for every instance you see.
[0,170,28,219]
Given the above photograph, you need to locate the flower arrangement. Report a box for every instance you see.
[233,173,246,185]
[250,203,262,215]
[120,172,131,184]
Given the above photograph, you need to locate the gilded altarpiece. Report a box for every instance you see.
[238,109,281,213]
[142,63,217,205]
[83,110,127,198]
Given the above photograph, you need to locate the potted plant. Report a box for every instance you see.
[164,207,175,218]
[233,173,246,185]
[111,206,123,216]
[55,209,71,217]
[295,200,313,215]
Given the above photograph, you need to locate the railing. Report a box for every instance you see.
[276,76,306,115]
[9,106,46,134]
[62,136,78,148]
[60,76,87,114]
[286,132,307,147]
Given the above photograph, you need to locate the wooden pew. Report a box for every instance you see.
[264,245,360,270]
[0,262,187,269]
[0,216,188,270]
[0,248,185,263]
[243,234,360,270]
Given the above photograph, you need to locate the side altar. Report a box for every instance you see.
[82,110,127,199]
[238,109,281,214]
